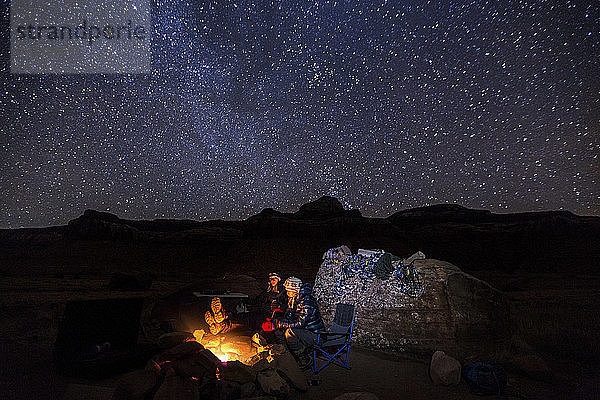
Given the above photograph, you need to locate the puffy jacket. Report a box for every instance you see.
[278,283,325,332]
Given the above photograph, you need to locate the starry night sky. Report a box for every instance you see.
[1,0,598,228]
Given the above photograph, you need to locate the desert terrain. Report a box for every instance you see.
[1,197,598,399]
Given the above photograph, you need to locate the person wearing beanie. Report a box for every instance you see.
[249,272,286,335]
[260,272,286,319]
[275,279,325,369]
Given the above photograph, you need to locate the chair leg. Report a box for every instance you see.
[313,344,352,374]
[312,347,317,374]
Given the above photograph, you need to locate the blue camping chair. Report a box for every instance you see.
[311,303,356,374]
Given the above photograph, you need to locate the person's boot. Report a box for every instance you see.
[293,350,312,370]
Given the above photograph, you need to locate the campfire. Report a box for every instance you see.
[189,328,266,366]
[122,334,306,400]
[126,324,304,400]
[179,295,267,366]
[115,289,311,399]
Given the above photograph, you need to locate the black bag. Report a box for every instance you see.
[462,361,507,395]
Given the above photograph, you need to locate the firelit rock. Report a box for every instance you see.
[273,351,309,391]
[218,360,254,384]
[171,356,209,379]
[112,370,159,400]
[195,349,222,375]
[313,257,510,359]
[153,375,198,400]
[249,358,271,380]
[157,333,197,352]
[256,368,290,397]
[155,341,204,362]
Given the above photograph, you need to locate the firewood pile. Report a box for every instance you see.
[112,340,310,400]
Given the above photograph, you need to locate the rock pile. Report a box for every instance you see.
[313,249,510,359]
[112,341,309,400]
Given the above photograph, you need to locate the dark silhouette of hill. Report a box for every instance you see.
[0,196,598,279]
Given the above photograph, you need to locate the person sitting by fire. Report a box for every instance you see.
[258,272,286,320]
[205,297,232,335]
[274,276,325,369]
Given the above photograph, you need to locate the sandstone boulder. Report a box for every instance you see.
[314,257,510,359]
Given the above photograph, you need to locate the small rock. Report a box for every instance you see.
[429,350,461,386]
[256,368,290,397]
[274,351,309,391]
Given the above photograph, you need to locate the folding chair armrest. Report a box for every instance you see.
[316,331,351,339]
[326,332,351,337]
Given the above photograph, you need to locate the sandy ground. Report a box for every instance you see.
[0,274,598,400]
[5,345,596,400]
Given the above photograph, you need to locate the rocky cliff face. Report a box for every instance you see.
[313,255,510,360]
[1,197,599,277]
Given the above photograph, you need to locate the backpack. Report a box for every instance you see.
[462,362,507,395]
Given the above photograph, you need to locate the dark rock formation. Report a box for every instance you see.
[67,209,141,241]
[292,196,362,220]
[1,197,598,278]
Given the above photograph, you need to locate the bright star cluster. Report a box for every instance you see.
[0,0,598,228]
